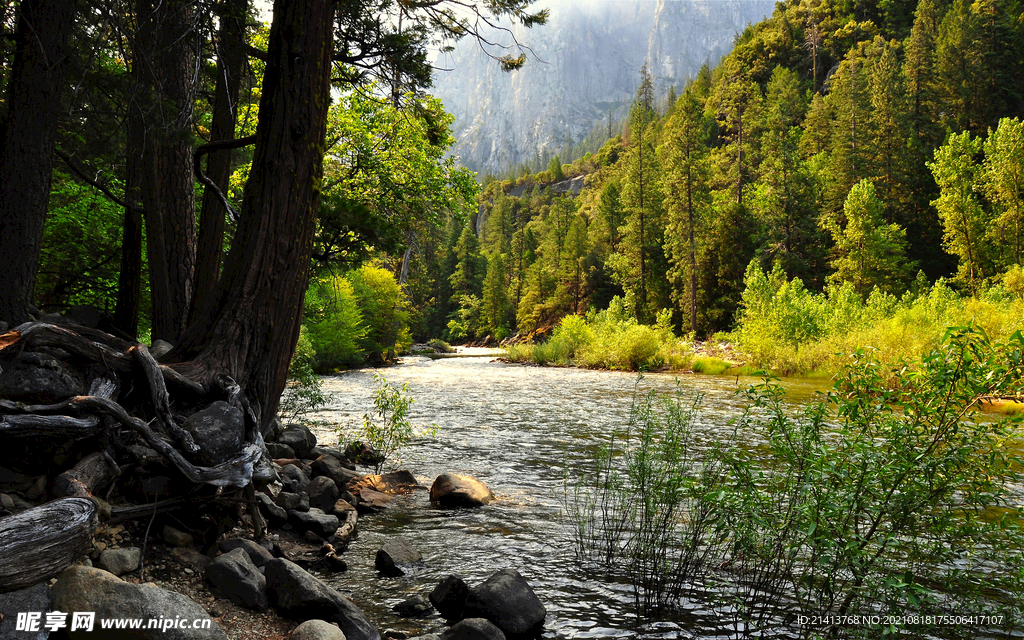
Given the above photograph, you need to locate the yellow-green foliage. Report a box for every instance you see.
[733,261,1024,375]
[505,297,694,371]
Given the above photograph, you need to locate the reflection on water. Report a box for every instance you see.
[307,351,826,639]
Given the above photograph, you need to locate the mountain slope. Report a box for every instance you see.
[433,0,775,175]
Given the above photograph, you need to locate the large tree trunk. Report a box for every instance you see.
[135,0,198,343]
[189,0,250,327]
[113,112,145,338]
[173,0,335,431]
[0,0,77,324]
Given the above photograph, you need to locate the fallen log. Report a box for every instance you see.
[0,497,98,593]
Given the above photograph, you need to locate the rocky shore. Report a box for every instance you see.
[0,418,545,640]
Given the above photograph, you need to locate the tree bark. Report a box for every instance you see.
[173,0,335,432]
[189,0,250,326]
[134,0,198,343]
[0,0,77,324]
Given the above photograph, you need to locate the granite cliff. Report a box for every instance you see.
[432,0,775,175]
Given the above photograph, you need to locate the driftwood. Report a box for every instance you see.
[54,451,121,498]
[0,498,98,593]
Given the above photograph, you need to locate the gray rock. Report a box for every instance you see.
[310,447,352,467]
[375,537,423,577]
[24,476,46,501]
[289,619,347,640]
[162,525,193,547]
[205,548,268,610]
[280,464,311,493]
[278,424,317,458]
[171,547,212,573]
[440,619,506,640]
[429,575,469,620]
[0,582,50,640]
[149,339,174,360]
[219,537,274,568]
[264,558,380,640]
[51,565,226,639]
[311,455,362,487]
[393,594,433,618]
[0,352,84,403]
[98,547,141,576]
[289,507,339,539]
[0,321,7,333]
[257,492,289,525]
[464,569,546,637]
[354,489,392,513]
[274,491,309,512]
[429,474,494,508]
[306,476,340,512]
[183,401,245,466]
[267,442,297,459]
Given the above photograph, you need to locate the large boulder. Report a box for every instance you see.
[440,619,506,640]
[429,474,494,508]
[289,619,347,640]
[305,476,340,512]
[182,401,245,466]
[264,558,380,640]
[0,352,84,403]
[205,548,268,610]
[429,575,469,620]
[353,488,393,514]
[463,569,545,637]
[0,582,50,640]
[277,424,317,458]
[218,537,274,568]
[374,536,423,576]
[280,464,311,494]
[393,594,433,618]
[289,508,339,540]
[51,565,227,639]
[274,491,309,512]
[311,455,362,487]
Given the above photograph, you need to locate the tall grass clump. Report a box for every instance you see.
[564,328,1024,637]
[733,261,1024,376]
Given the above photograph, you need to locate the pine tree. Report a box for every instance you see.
[660,88,711,333]
[827,179,912,297]
[481,251,510,337]
[869,40,914,220]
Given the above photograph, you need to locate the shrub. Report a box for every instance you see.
[566,330,1024,635]
[348,264,412,362]
[305,275,365,372]
[352,373,436,473]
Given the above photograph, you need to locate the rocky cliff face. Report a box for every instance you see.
[432,0,775,175]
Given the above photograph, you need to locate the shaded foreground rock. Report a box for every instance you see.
[393,594,433,617]
[219,537,274,568]
[182,401,245,466]
[51,565,227,639]
[375,536,423,576]
[265,558,380,640]
[205,547,268,610]
[464,569,545,637]
[440,618,506,640]
[0,582,50,640]
[429,575,469,620]
[289,619,347,640]
[430,474,494,508]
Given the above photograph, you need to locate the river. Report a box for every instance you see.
[305,349,831,639]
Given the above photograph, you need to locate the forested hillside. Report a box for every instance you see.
[411,0,1024,372]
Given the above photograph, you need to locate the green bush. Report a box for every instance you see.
[733,261,1024,376]
[348,264,412,362]
[566,330,1024,634]
[305,275,365,372]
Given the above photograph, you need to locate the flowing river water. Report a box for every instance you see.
[306,348,832,639]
